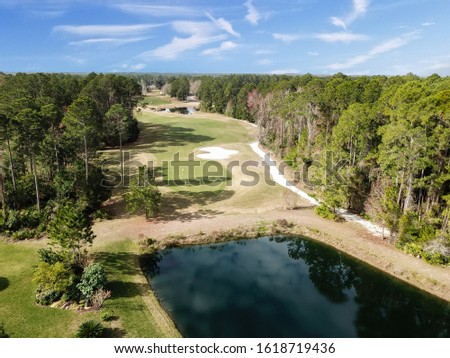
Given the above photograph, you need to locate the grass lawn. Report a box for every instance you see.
[139,96,171,106]
[0,239,177,337]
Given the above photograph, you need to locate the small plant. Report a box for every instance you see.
[0,322,9,338]
[77,263,107,307]
[100,310,113,322]
[92,289,112,310]
[76,320,104,338]
[315,204,342,221]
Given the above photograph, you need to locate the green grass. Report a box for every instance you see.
[0,241,97,337]
[94,240,178,337]
[139,96,171,106]
[0,239,173,337]
[135,113,253,193]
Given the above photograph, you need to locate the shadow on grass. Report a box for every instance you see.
[130,123,215,152]
[103,327,127,338]
[157,190,234,222]
[0,277,9,292]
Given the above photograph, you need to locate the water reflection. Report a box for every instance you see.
[141,236,450,338]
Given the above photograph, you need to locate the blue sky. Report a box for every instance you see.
[0,0,449,75]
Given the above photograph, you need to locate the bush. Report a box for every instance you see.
[124,181,161,220]
[315,204,340,221]
[12,228,38,241]
[35,290,62,306]
[100,310,113,322]
[77,263,107,306]
[76,320,104,338]
[37,248,67,265]
[33,261,75,302]
[0,322,9,338]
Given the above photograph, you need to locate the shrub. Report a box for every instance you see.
[100,310,113,322]
[77,263,107,306]
[124,181,161,220]
[12,228,37,241]
[35,290,62,306]
[315,204,340,221]
[33,261,75,303]
[0,322,9,338]
[37,248,67,265]
[92,289,112,310]
[76,320,104,338]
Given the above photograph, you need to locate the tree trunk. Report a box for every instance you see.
[403,169,414,212]
[83,134,89,182]
[0,166,5,215]
[31,153,40,213]
[119,131,124,187]
[6,137,16,191]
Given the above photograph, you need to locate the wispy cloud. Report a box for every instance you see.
[327,32,419,70]
[272,33,303,44]
[113,3,197,17]
[130,63,146,71]
[270,68,299,74]
[307,52,319,56]
[255,49,273,55]
[331,0,370,30]
[244,0,261,25]
[206,12,240,38]
[421,22,436,26]
[54,24,160,37]
[257,58,272,65]
[202,41,237,56]
[65,55,85,66]
[69,37,147,46]
[314,32,369,43]
[140,21,227,60]
[273,31,368,44]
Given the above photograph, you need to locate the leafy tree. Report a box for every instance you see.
[105,104,128,184]
[47,201,95,265]
[63,96,99,182]
[77,263,107,306]
[125,182,161,220]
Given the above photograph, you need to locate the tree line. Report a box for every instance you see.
[0,72,141,239]
[196,73,450,265]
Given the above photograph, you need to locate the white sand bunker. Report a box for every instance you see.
[196,147,239,160]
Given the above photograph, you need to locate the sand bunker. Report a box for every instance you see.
[196,147,239,160]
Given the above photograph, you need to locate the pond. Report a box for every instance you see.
[141,236,450,338]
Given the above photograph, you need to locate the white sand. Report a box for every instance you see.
[196,147,239,160]
[250,142,389,237]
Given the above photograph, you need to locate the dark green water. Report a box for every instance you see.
[141,236,450,338]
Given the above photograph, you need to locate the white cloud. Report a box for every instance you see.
[255,49,273,55]
[140,21,227,60]
[113,3,197,17]
[327,32,419,70]
[144,35,226,60]
[273,32,367,44]
[307,52,319,56]
[202,41,237,56]
[270,69,299,74]
[54,24,160,37]
[130,63,146,71]
[331,0,370,29]
[69,37,147,46]
[257,58,272,65]
[421,22,436,26]
[206,12,240,38]
[65,55,85,66]
[244,0,261,25]
[314,32,369,43]
[272,33,303,44]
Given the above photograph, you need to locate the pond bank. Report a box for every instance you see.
[139,218,450,303]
